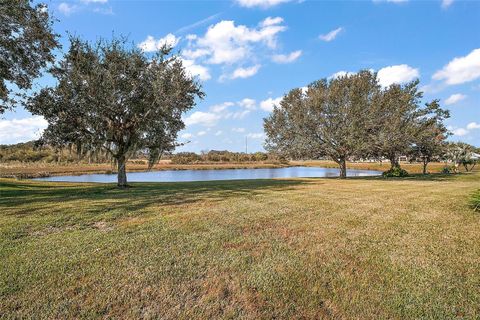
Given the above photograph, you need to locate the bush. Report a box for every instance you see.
[441,166,456,174]
[170,152,202,164]
[382,167,409,177]
[471,190,480,212]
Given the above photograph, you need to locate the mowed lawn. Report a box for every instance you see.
[1,173,479,319]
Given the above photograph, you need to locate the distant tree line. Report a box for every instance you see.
[169,150,270,164]
[263,71,478,177]
[0,143,274,165]
[0,141,112,163]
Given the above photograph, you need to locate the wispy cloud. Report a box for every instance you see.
[444,93,466,105]
[272,50,302,63]
[319,27,344,42]
[441,0,454,9]
[235,0,293,9]
[176,13,222,34]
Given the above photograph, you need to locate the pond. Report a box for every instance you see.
[33,166,381,183]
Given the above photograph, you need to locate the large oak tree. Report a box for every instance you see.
[28,37,204,187]
[264,71,379,178]
[0,0,59,113]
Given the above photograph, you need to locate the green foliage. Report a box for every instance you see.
[170,150,271,164]
[441,166,455,174]
[471,190,480,212]
[170,152,203,164]
[382,167,409,177]
[0,141,111,163]
[444,142,478,172]
[27,36,204,186]
[264,71,379,178]
[264,70,449,178]
[0,0,59,113]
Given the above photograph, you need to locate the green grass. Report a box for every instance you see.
[1,173,480,318]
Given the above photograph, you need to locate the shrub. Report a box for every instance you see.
[171,152,202,164]
[441,166,456,174]
[382,167,409,177]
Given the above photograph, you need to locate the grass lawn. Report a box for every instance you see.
[1,173,479,318]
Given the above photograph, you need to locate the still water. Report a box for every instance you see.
[34,166,380,183]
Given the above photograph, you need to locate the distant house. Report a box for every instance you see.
[472,153,480,160]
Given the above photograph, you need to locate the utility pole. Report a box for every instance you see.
[245,136,248,154]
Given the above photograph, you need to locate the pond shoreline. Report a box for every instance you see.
[0,160,456,179]
[0,162,290,179]
[31,166,382,183]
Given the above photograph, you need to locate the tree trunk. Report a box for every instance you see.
[338,158,347,179]
[117,155,128,188]
[389,155,400,170]
[422,158,428,175]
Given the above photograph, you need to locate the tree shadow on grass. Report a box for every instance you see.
[0,179,311,216]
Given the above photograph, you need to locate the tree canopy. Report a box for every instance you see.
[265,71,379,178]
[264,71,450,178]
[0,0,59,113]
[28,37,204,187]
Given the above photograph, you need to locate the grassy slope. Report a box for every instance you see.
[1,173,479,319]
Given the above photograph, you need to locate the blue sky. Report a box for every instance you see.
[1,0,479,151]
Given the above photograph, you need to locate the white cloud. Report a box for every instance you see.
[329,70,356,79]
[230,65,261,79]
[432,48,480,85]
[452,128,468,136]
[206,99,254,122]
[232,127,246,133]
[377,64,419,87]
[0,116,48,144]
[183,48,210,60]
[181,133,193,139]
[261,16,284,27]
[181,58,211,81]
[441,0,454,8]
[319,27,344,42]
[260,96,282,112]
[247,132,265,139]
[235,0,292,8]
[58,2,77,15]
[210,102,235,113]
[138,34,179,52]
[238,98,256,110]
[467,122,480,130]
[191,18,286,65]
[197,131,207,136]
[444,93,466,105]
[230,110,250,119]
[215,130,223,136]
[272,50,302,63]
[184,111,221,127]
